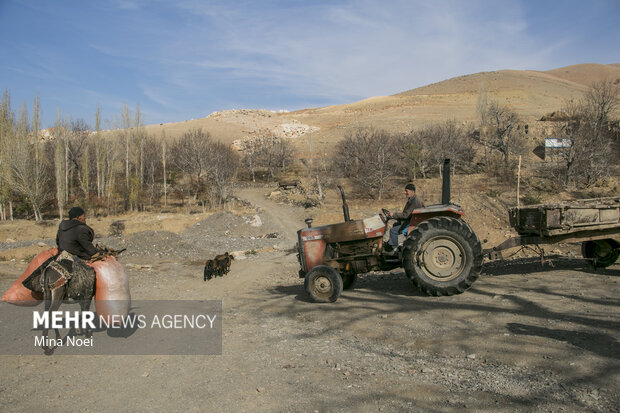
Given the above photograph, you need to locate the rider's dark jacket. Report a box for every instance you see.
[56,219,98,260]
[392,195,424,223]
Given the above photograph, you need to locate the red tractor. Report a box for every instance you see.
[297,160,483,302]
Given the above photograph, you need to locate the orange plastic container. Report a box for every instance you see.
[3,250,131,325]
[1,248,57,305]
[88,256,131,324]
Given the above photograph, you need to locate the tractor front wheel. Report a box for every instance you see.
[402,217,483,296]
[304,265,343,303]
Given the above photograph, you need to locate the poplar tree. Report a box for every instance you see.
[7,98,49,220]
[94,104,103,199]
[0,91,14,220]
[53,112,69,219]
[121,103,131,190]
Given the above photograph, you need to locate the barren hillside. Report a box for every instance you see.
[545,63,620,86]
[143,63,620,154]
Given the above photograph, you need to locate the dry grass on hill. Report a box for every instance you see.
[143,63,620,152]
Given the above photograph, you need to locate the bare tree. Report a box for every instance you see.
[258,136,295,179]
[5,100,50,220]
[585,80,620,129]
[102,132,122,214]
[161,131,168,207]
[94,104,104,199]
[240,134,296,181]
[134,104,145,189]
[205,142,239,206]
[121,104,131,190]
[473,101,527,176]
[113,104,147,210]
[0,90,15,220]
[334,128,399,199]
[68,119,92,200]
[170,129,212,200]
[399,139,430,179]
[426,120,475,175]
[53,113,70,219]
[553,80,619,187]
[240,137,262,182]
[394,120,475,181]
[142,134,163,206]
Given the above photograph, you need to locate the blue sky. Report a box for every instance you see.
[1,0,619,129]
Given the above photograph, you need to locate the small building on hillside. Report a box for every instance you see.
[544,138,571,161]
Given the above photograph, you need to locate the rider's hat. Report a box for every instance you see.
[68,206,85,219]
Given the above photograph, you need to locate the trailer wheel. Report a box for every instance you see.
[581,239,619,268]
[402,217,483,296]
[304,265,343,303]
[342,273,357,290]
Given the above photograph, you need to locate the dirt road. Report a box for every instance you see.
[0,190,618,412]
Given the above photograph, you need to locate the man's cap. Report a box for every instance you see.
[68,206,85,219]
[405,183,416,192]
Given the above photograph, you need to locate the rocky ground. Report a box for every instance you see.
[0,187,618,412]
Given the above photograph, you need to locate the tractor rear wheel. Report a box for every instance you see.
[304,265,343,303]
[581,239,619,268]
[402,217,482,296]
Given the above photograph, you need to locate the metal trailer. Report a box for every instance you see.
[483,197,620,267]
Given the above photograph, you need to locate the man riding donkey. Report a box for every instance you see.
[44,206,104,306]
[56,206,101,261]
[6,206,129,353]
[17,207,103,350]
[15,206,105,300]
[47,206,101,300]
[22,206,101,291]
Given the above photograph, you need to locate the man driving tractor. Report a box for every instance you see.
[383,183,424,250]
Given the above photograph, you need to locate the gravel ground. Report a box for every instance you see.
[108,211,287,261]
[0,188,618,412]
[0,238,55,252]
[1,210,288,262]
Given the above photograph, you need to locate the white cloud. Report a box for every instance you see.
[139,84,171,107]
[153,0,552,103]
[7,0,614,127]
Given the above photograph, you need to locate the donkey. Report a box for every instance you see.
[37,251,96,353]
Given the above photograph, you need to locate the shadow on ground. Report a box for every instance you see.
[483,255,620,277]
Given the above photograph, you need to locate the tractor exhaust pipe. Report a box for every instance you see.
[442,159,451,205]
[337,185,351,222]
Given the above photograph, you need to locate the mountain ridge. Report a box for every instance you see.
[143,63,620,149]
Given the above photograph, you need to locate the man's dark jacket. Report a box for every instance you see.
[56,219,98,259]
[392,195,424,223]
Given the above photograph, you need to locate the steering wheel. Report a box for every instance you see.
[380,208,391,223]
